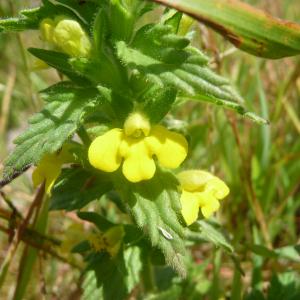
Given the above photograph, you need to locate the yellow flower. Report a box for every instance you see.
[39,16,91,57]
[32,144,74,194]
[88,226,124,257]
[60,223,86,254]
[177,170,229,225]
[88,112,188,183]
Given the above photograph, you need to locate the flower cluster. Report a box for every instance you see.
[39,16,91,57]
[32,111,229,224]
[177,170,229,225]
[88,112,188,183]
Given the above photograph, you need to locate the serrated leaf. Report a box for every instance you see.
[50,168,112,211]
[116,23,268,124]
[0,15,39,32]
[124,246,142,291]
[3,83,101,180]
[82,247,142,300]
[142,85,177,123]
[115,169,187,277]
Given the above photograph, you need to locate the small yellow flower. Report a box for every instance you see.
[60,223,86,254]
[39,16,91,57]
[88,226,124,257]
[88,112,188,183]
[32,144,74,194]
[177,170,229,225]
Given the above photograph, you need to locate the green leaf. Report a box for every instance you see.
[77,212,114,232]
[69,57,125,89]
[247,244,300,262]
[267,272,300,300]
[72,240,91,254]
[141,84,177,123]
[109,0,153,42]
[0,0,88,33]
[247,244,278,259]
[115,170,187,276]
[28,48,90,85]
[3,83,101,180]
[275,245,300,262]
[50,168,112,211]
[51,0,100,26]
[82,247,142,300]
[146,285,182,300]
[188,220,234,254]
[82,269,103,300]
[153,0,300,59]
[0,15,39,32]
[124,246,143,292]
[116,24,267,124]
[164,11,183,34]
[0,7,44,32]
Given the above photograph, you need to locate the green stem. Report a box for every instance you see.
[142,252,156,293]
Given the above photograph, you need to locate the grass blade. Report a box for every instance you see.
[153,0,300,59]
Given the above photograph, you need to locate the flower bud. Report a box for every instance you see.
[39,17,91,58]
[53,19,91,57]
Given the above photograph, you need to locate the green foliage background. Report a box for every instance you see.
[0,0,299,299]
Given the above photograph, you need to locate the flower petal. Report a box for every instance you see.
[197,191,220,218]
[200,199,220,219]
[120,138,156,183]
[147,125,188,169]
[180,190,200,225]
[177,170,213,192]
[206,177,230,199]
[32,155,61,194]
[88,129,122,172]
[39,18,55,42]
